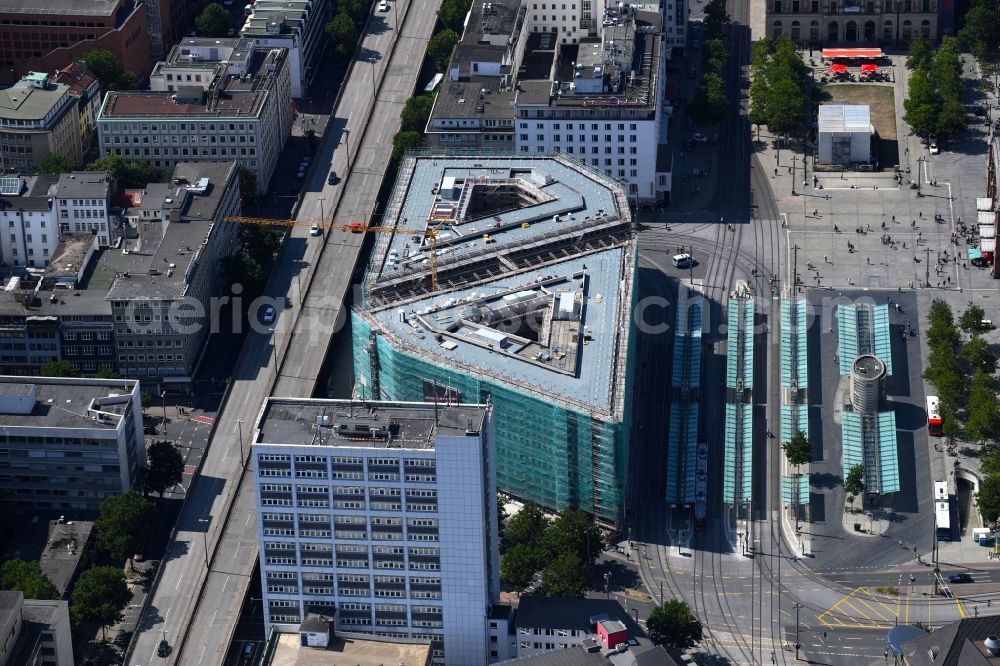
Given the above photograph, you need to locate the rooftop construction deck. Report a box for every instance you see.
[358,154,634,417]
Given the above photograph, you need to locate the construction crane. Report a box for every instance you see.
[226,216,452,291]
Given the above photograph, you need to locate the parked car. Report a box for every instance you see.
[227,27,236,36]
[310,225,321,236]
[261,305,276,325]
[378,0,390,10]
[327,170,340,185]
[948,573,973,584]
[929,140,939,155]
[242,642,257,662]
[157,640,170,657]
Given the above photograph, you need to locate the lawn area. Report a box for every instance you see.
[817,84,898,168]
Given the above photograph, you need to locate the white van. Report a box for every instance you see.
[672,253,694,268]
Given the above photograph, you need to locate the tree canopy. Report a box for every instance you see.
[94,491,159,564]
[438,0,473,33]
[844,463,865,498]
[40,360,78,378]
[195,3,231,37]
[400,95,435,134]
[541,551,588,597]
[326,13,358,55]
[782,429,812,468]
[647,599,703,649]
[81,49,137,91]
[503,501,547,552]
[0,558,58,600]
[391,131,424,161]
[500,543,541,588]
[36,153,76,174]
[86,154,159,189]
[144,440,185,497]
[71,566,131,641]
[959,0,1000,63]
[427,29,459,72]
[960,303,987,335]
[702,0,730,39]
[748,37,808,136]
[541,509,603,568]
[904,36,967,140]
[978,474,1000,525]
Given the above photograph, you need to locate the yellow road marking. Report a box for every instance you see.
[817,587,897,630]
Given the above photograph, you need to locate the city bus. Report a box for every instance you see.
[935,481,951,542]
[927,395,942,437]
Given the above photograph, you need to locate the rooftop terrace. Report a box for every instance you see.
[0,377,137,429]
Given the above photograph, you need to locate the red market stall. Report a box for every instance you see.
[860,63,877,73]
[830,63,848,73]
[822,48,883,59]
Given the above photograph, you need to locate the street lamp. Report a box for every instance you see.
[269,327,279,384]
[791,154,797,195]
[370,59,377,103]
[343,129,351,168]
[197,517,210,570]
[317,196,326,242]
[235,419,245,466]
[160,390,167,435]
[794,602,802,660]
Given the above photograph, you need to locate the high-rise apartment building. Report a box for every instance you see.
[252,398,499,666]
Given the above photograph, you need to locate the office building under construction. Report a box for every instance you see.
[351,154,637,523]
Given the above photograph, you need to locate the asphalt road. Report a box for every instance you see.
[124,1,438,662]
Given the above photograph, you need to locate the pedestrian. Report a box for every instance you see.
[824,255,828,263]
[867,257,871,264]
[892,215,896,223]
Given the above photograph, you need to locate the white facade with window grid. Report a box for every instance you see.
[253,399,499,666]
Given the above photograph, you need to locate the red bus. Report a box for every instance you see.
[927,395,942,436]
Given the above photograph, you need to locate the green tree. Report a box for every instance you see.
[703,38,728,72]
[86,154,158,188]
[903,66,940,138]
[647,599,704,649]
[503,501,547,551]
[0,558,58,600]
[427,29,459,72]
[95,366,120,379]
[906,34,933,71]
[541,509,603,570]
[500,543,542,588]
[844,463,865,505]
[81,49,137,91]
[687,71,729,125]
[336,0,367,23]
[400,95,435,134]
[540,551,587,597]
[391,130,424,161]
[140,392,153,411]
[960,0,1000,62]
[966,399,1000,445]
[977,474,1000,525]
[94,491,159,566]
[36,152,76,174]
[71,566,131,641]
[702,0,730,39]
[438,0,472,33]
[40,360,78,377]
[238,165,258,198]
[935,92,967,140]
[963,336,998,374]
[195,2,230,37]
[222,250,263,290]
[144,440,185,497]
[960,303,987,335]
[326,12,358,55]
[782,429,812,468]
